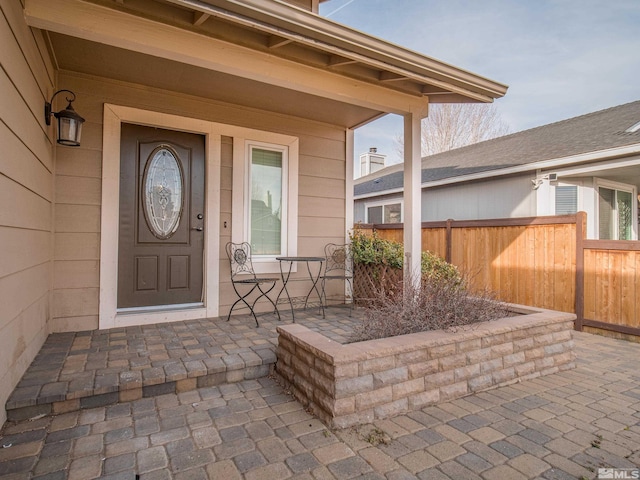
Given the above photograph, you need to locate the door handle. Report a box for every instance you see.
[191,227,203,231]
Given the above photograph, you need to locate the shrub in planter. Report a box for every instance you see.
[350,229,461,282]
[349,229,508,342]
[350,273,509,342]
[349,229,462,302]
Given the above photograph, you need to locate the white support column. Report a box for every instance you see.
[345,128,355,239]
[403,111,422,284]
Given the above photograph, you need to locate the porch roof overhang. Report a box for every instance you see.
[25,0,508,128]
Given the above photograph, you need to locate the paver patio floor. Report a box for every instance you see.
[1,329,639,479]
[5,307,359,422]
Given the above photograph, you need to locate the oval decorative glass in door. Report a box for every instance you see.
[142,147,184,239]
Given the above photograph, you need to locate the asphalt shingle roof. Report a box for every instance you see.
[355,100,640,196]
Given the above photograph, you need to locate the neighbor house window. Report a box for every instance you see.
[598,184,635,240]
[366,202,402,224]
[232,135,299,273]
[555,186,578,215]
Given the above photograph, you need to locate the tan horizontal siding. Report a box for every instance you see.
[298,175,345,199]
[299,155,345,180]
[54,232,100,261]
[54,260,100,289]
[56,148,102,178]
[0,294,48,408]
[0,116,53,200]
[0,0,54,426]
[0,175,51,230]
[0,262,50,332]
[1,0,54,91]
[299,216,345,238]
[55,204,101,233]
[0,67,52,172]
[52,288,100,319]
[299,196,345,217]
[0,227,50,279]
[55,176,102,206]
[298,136,345,161]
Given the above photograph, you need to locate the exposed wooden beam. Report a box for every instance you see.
[114,0,124,4]
[193,11,210,26]
[328,55,357,67]
[379,71,408,82]
[421,85,448,94]
[268,35,293,49]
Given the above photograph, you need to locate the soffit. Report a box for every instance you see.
[49,32,380,127]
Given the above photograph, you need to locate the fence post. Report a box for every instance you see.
[574,212,586,331]
[445,219,453,263]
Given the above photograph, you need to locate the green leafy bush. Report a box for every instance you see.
[349,229,461,284]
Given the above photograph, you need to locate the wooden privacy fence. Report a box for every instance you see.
[355,212,640,338]
[580,240,640,337]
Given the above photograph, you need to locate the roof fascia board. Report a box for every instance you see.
[169,0,508,101]
[355,187,404,200]
[544,154,640,177]
[24,0,428,116]
[354,143,640,198]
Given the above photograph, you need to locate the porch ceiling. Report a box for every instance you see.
[26,0,508,128]
[48,32,380,128]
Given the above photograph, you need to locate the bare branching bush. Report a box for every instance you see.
[349,272,510,343]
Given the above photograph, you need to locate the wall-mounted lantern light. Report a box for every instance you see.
[44,89,85,147]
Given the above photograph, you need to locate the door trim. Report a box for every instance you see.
[100,104,221,329]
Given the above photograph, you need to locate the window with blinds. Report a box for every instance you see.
[555,186,577,215]
[249,148,283,255]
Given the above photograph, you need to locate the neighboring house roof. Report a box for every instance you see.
[355,100,640,197]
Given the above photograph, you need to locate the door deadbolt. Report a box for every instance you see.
[197,213,203,220]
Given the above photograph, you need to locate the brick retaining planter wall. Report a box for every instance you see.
[275,306,576,429]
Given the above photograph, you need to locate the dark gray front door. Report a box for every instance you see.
[118,123,205,308]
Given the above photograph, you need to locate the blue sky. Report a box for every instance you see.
[318,0,640,166]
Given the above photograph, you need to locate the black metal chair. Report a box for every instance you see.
[320,243,354,314]
[226,242,280,327]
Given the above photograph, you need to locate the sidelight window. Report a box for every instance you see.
[232,134,299,273]
[248,146,285,255]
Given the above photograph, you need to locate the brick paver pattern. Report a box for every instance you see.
[6,309,358,418]
[1,328,639,479]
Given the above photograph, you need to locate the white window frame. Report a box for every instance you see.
[232,135,298,273]
[245,141,289,260]
[364,199,404,224]
[594,178,637,240]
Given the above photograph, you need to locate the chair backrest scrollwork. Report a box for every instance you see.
[226,242,257,280]
[324,243,353,276]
